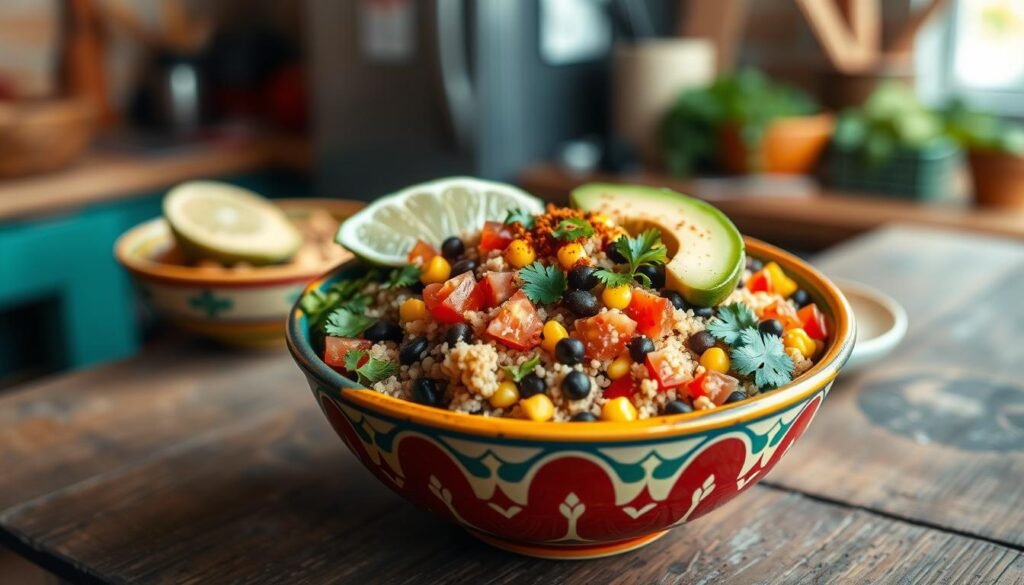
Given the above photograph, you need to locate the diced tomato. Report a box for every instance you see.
[324,337,371,369]
[703,371,740,405]
[681,372,707,399]
[797,303,829,340]
[626,288,674,339]
[423,272,483,324]
[645,350,689,390]
[407,239,438,265]
[479,221,514,252]
[746,269,773,293]
[574,311,638,361]
[761,299,802,330]
[478,271,518,307]
[604,375,639,399]
[486,290,543,350]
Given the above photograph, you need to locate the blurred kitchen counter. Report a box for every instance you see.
[520,163,1024,250]
[0,134,311,222]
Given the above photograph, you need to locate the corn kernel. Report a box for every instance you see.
[592,214,614,227]
[490,381,520,408]
[557,243,587,269]
[540,320,569,354]
[783,328,815,358]
[700,347,730,373]
[607,354,632,380]
[399,298,429,323]
[601,285,633,310]
[521,393,554,422]
[601,397,638,422]
[505,239,536,269]
[764,262,798,298]
[420,255,451,284]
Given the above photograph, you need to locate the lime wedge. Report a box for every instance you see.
[163,181,302,265]
[337,177,545,266]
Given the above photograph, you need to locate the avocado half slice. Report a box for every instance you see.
[571,183,745,307]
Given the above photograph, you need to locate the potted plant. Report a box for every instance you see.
[660,69,833,176]
[944,102,1024,209]
[827,83,960,200]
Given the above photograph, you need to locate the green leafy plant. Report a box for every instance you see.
[518,262,567,304]
[943,100,1024,156]
[594,228,668,288]
[503,355,541,383]
[552,217,595,241]
[730,328,794,389]
[344,349,397,385]
[660,69,817,176]
[504,208,536,229]
[707,303,758,345]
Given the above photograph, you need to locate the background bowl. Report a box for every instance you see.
[286,238,855,559]
[116,198,362,348]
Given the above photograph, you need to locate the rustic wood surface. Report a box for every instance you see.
[519,163,1024,249]
[1,226,1023,584]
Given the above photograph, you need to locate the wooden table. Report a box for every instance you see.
[1,226,1023,584]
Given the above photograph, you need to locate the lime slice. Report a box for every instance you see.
[163,181,302,265]
[337,177,545,266]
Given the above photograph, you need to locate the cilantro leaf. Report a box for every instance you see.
[325,309,375,338]
[344,349,397,385]
[518,261,567,304]
[614,229,668,270]
[707,303,758,344]
[730,328,794,389]
[384,264,421,289]
[552,217,595,241]
[504,208,536,229]
[594,268,635,288]
[339,293,373,314]
[503,355,541,383]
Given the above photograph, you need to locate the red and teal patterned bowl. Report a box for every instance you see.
[286,238,855,559]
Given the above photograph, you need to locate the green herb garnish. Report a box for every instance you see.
[503,355,541,383]
[384,264,421,289]
[707,303,758,344]
[325,309,375,338]
[504,208,536,229]
[344,349,398,385]
[552,217,595,241]
[518,261,567,304]
[301,269,382,331]
[594,228,668,287]
[730,328,794,389]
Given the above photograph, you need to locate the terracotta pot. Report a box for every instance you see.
[968,149,1024,210]
[719,114,835,175]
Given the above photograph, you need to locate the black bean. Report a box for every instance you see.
[412,378,444,406]
[791,289,812,308]
[562,371,591,400]
[664,400,693,415]
[628,335,655,363]
[606,239,628,263]
[568,266,599,291]
[571,411,599,422]
[399,336,429,365]
[364,320,403,343]
[725,391,747,404]
[758,319,784,338]
[450,258,477,276]
[747,257,764,272]
[564,290,599,317]
[441,236,465,259]
[519,373,546,398]
[555,338,586,366]
[687,331,717,355]
[693,306,715,319]
[635,264,665,289]
[662,290,688,310]
[445,323,472,346]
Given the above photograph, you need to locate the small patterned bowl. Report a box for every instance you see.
[116,199,362,348]
[286,238,855,559]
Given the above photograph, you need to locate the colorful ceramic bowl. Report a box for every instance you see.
[116,198,362,348]
[286,238,855,559]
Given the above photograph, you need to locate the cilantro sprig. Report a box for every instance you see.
[300,269,381,332]
[595,228,668,288]
[325,309,375,338]
[552,217,595,241]
[503,355,541,383]
[383,264,421,289]
[707,303,758,344]
[504,208,536,229]
[518,261,567,304]
[344,349,397,385]
[730,329,794,389]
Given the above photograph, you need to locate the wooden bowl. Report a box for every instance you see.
[0,99,96,178]
[720,114,835,175]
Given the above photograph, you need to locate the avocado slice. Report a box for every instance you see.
[571,183,745,307]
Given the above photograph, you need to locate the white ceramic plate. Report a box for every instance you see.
[835,279,908,373]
